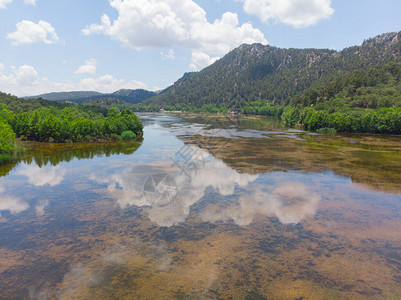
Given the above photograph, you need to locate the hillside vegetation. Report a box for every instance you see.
[281,63,401,133]
[144,32,401,111]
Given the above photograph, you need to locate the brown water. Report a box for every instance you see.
[0,113,401,299]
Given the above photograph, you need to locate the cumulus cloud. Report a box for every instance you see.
[0,65,40,90]
[13,65,40,86]
[82,0,267,69]
[0,0,12,9]
[0,62,4,72]
[189,51,220,71]
[75,59,98,75]
[0,64,148,96]
[238,0,334,28]
[7,20,59,45]
[190,11,266,54]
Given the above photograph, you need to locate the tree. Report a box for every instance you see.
[0,121,15,154]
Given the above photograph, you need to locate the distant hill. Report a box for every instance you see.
[27,91,102,102]
[29,89,157,105]
[83,98,131,107]
[145,31,401,109]
[1,91,72,112]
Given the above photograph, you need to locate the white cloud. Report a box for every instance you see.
[7,20,59,45]
[24,0,37,5]
[238,0,334,28]
[82,0,267,69]
[190,11,266,54]
[79,75,147,92]
[0,0,12,9]
[189,51,219,71]
[161,49,175,60]
[75,59,98,75]
[0,65,40,88]
[13,65,40,86]
[0,64,148,96]
[0,62,4,72]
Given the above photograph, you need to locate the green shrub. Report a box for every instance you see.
[120,130,136,140]
[317,127,337,135]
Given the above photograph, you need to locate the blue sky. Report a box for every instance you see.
[0,0,400,96]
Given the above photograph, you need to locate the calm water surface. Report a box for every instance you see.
[0,113,401,299]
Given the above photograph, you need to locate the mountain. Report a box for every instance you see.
[145,31,401,109]
[28,91,102,102]
[108,89,158,104]
[29,89,157,105]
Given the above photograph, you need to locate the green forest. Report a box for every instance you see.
[282,63,401,133]
[0,92,143,164]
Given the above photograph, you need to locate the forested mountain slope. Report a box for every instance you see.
[146,32,401,109]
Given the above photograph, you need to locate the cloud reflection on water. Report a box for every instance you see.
[200,182,320,225]
[92,145,320,227]
[147,157,258,226]
[17,163,66,187]
[92,147,258,226]
[0,184,29,218]
[0,163,66,219]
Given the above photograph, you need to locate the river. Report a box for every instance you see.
[0,113,401,299]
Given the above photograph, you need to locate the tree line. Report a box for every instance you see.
[0,93,143,164]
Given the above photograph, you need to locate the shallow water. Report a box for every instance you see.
[0,113,401,299]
